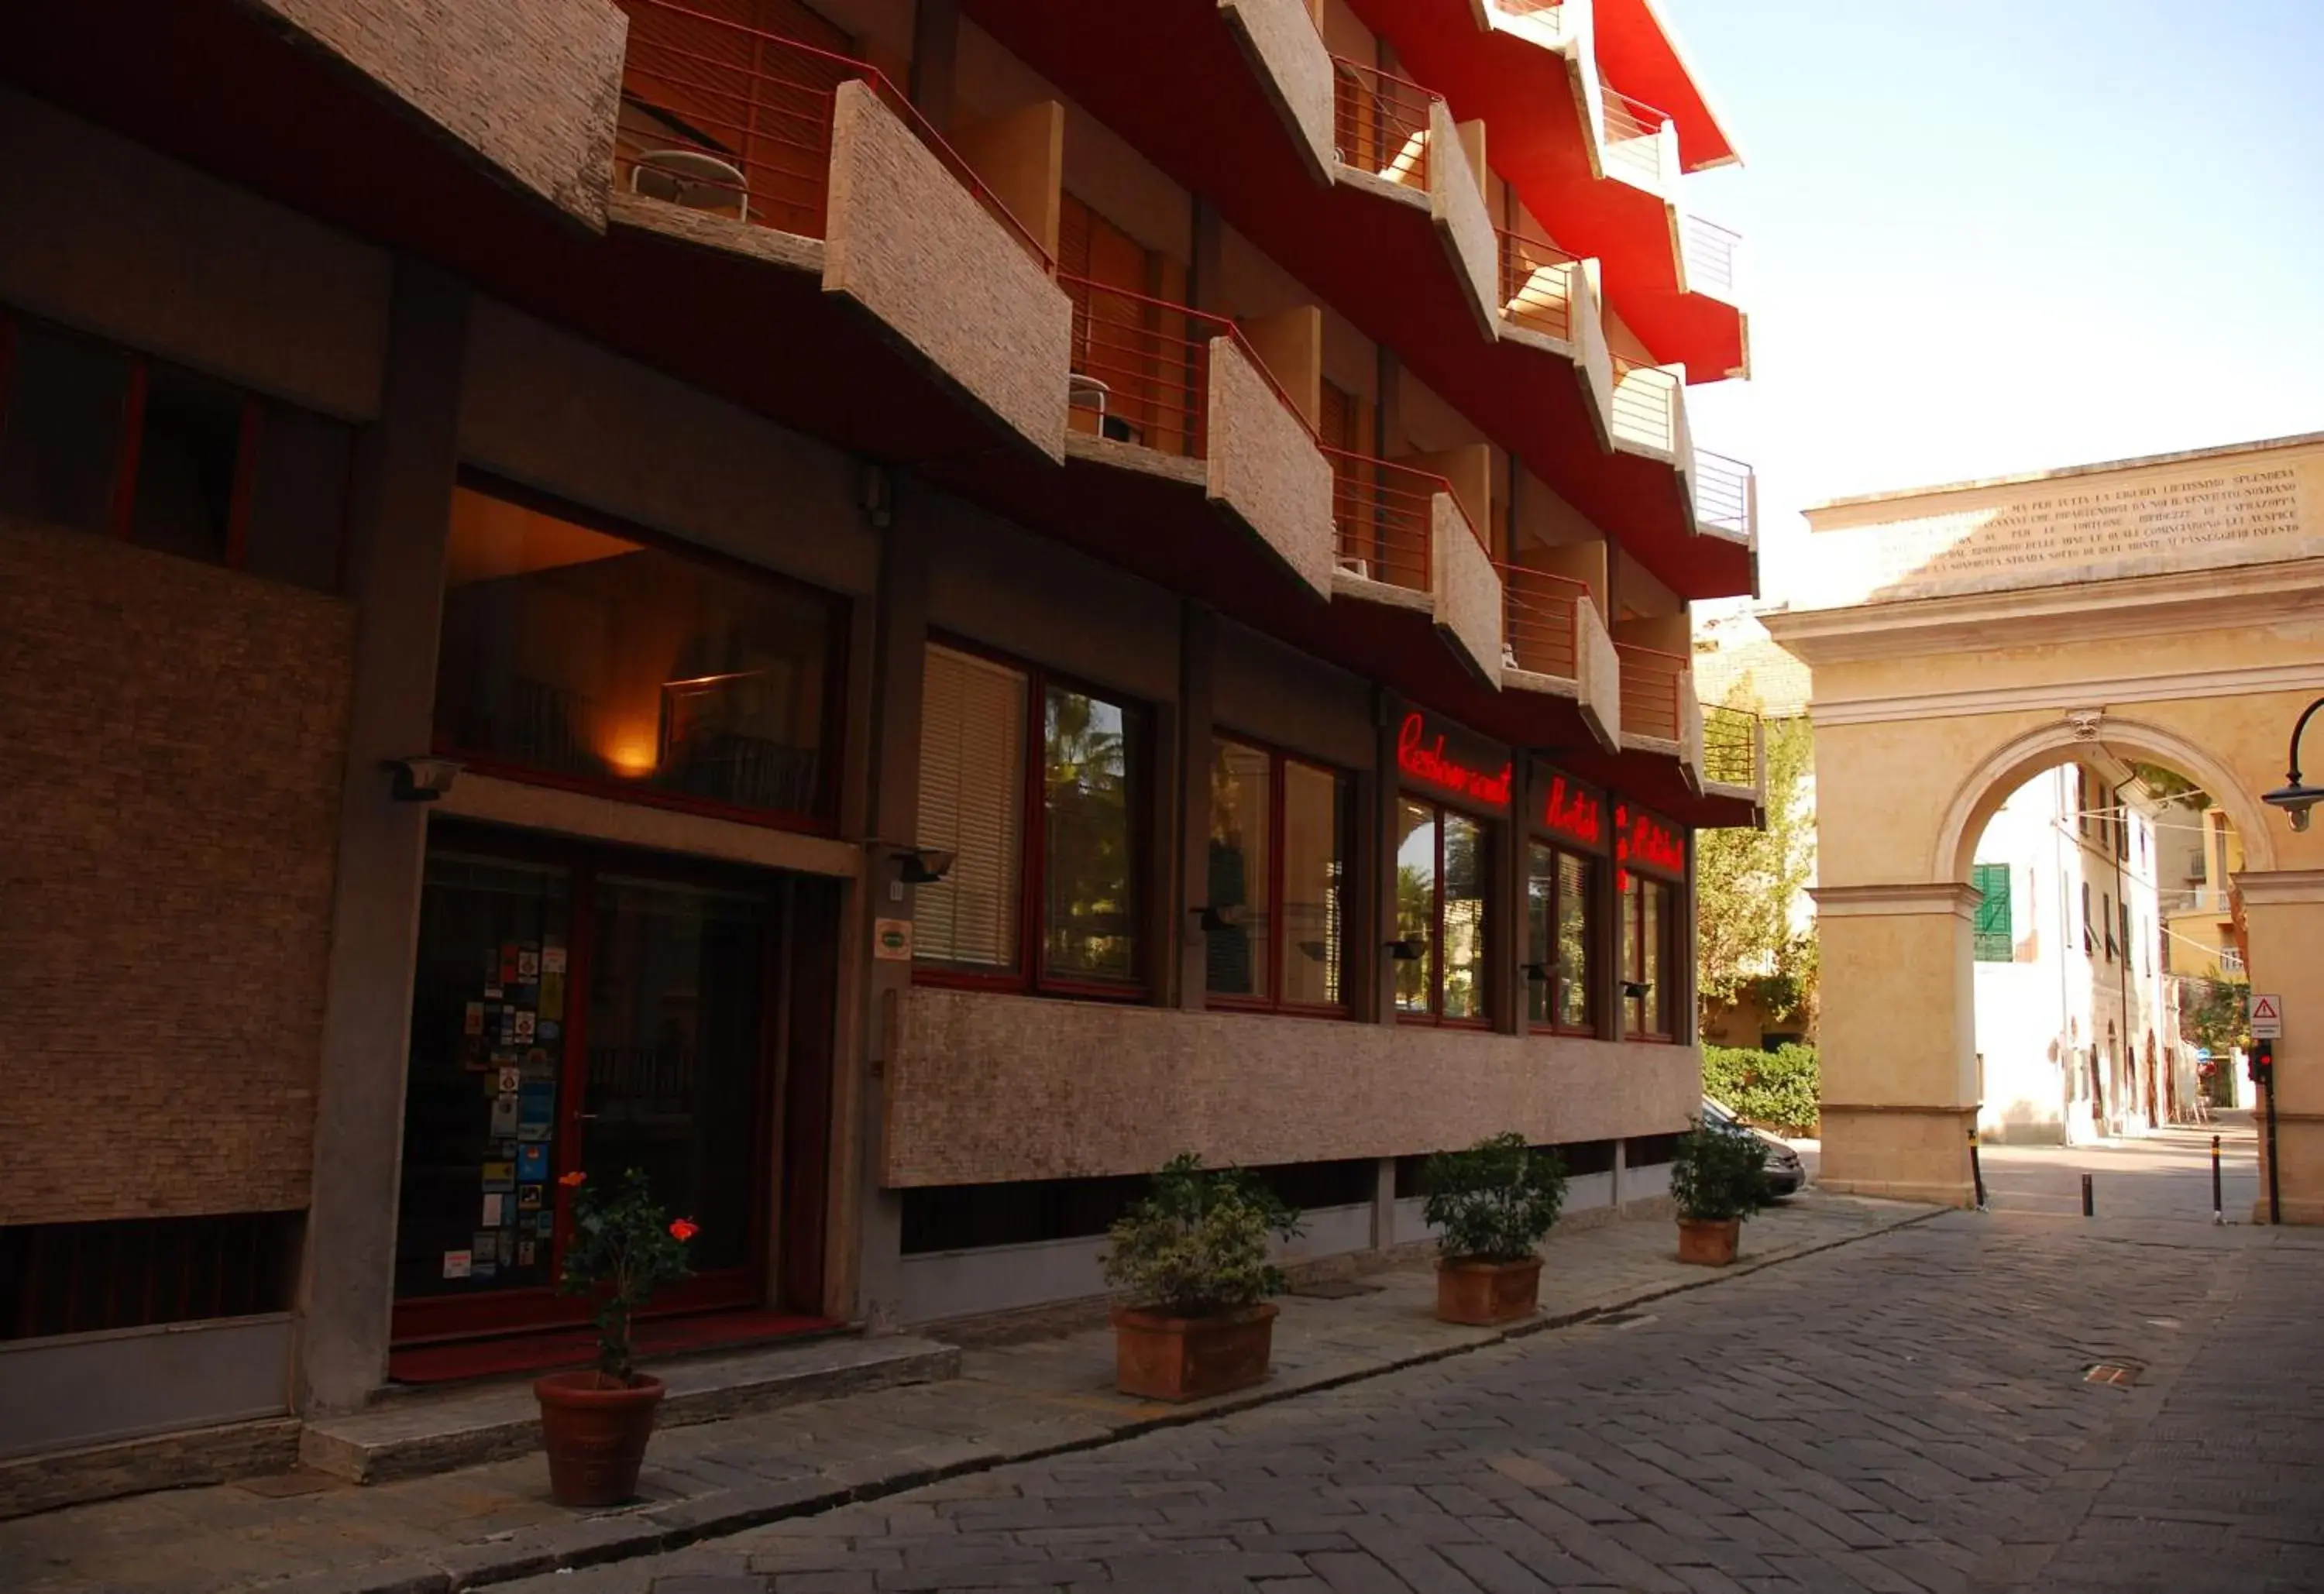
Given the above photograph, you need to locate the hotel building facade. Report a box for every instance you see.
[0,0,1761,1489]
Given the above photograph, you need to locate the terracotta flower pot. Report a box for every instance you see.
[1676,1217,1741,1266]
[535,1370,665,1507]
[1110,1303,1277,1402]
[1435,1256,1543,1325]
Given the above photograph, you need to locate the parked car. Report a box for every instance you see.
[1701,1098,1806,1197]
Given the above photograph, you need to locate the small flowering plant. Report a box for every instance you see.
[555,1167,695,1383]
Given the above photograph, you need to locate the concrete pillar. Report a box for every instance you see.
[1370,689,1408,1025]
[294,262,469,1416]
[1810,881,1982,1208]
[907,0,958,133]
[1370,1156,1397,1252]
[1504,755,1533,1037]
[2236,868,2324,1223]
[849,504,933,1328]
[1177,603,1216,1012]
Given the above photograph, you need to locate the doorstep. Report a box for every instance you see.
[301,1334,961,1483]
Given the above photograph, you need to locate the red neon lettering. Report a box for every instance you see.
[1397,712,1511,806]
[1619,809,1685,874]
[1541,775,1601,847]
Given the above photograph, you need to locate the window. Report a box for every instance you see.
[1971,861,2012,962]
[2119,899,2132,965]
[1525,841,1594,1032]
[1205,737,1351,1011]
[914,643,1146,994]
[432,483,841,824]
[2081,881,2094,954]
[0,308,354,590]
[2102,891,2116,961]
[1395,798,1488,1023]
[1621,871,1675,1039]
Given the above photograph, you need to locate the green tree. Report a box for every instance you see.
[2180,967,2250,1055]
[1695,704,1817,1029]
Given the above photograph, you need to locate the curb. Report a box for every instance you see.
[270,1201,1942,1593]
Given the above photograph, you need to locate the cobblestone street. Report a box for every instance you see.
[498,1138,2319,1594]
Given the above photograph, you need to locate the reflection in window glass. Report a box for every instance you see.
[1442,814,1487,1020]
[1043,685,1136,982]
[916,646,1028,971]
[1205,740,1271,998]
[1281,761,1346,1008]
[1527,843,1554,1026]
[0,319,130,534]
[432,486,837,821]
[1556,851,1592,1030]
[1624,872,1674,1038]
[1394,800,1436,1015]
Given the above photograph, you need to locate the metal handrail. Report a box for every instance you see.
[1497,564,1590,678]
[1325,448,1469,593]
[1702,703,1762,788]
[1331,56,1437,185]
[1497,228,1580,342]
[1614,642,1685,741]
[1685,215,1741,298]
[1693,448,1754,541]
[1600,84,1671,187]
[1610,357,1680,454]
[614,0,1053,268]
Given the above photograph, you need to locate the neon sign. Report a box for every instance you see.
[1539,774,1603,848]
[1397,713,1511,807]
[1613,802,1685,878]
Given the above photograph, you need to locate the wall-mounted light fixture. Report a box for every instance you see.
[895,846,956,885]
[1519,960,1551,984]
[1192,905,1231,933]
[1621,980,1650,1000]
[1386,937,1426,962]
[2262,695,2324,832]
[384,755,462,803]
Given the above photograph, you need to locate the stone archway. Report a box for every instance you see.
[1762,433,2324,1218]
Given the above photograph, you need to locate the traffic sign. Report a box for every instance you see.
[2250,993,2284,1040]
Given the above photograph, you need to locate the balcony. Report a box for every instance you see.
[1059,274,1336,596]
[607,0,1071,458]
[1610,356,1688,460]
[1692,448,1755,546]
[1498,563,1619,747]
[1701,702,1765,801]
[1329,57,1500,335]
[1683,215,1741,303]
[1329,450,1501,680]
[1599,84,1675,192]
[1614,640,1708,792]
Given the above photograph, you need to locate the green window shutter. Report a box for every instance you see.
[1972,863,2012,961]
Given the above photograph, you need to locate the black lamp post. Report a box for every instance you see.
[2261,696,2324,831]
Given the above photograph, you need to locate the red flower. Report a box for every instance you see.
[669,1218,700,1242]
[558,1170,587,1188]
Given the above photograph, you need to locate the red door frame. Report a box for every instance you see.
[390,823,789,1347]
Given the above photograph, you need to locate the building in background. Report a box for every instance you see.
[1969,764,2183,1144]
[0,0,1765,1503]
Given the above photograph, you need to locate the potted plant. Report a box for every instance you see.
[1423,1132,1568,1324]
[534,1168,696,1507]
[1102,1154,1301,1401]
[1669,1116,1771,1266]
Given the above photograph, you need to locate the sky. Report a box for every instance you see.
[1654,0,2324,605]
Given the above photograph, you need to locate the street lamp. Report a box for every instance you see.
[2261,695,2324,832]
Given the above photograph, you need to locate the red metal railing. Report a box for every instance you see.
[613,0,1051,267]
[1331,57,1435,185]
[1703,703,1762,788]
[1497,565,1590,678]
[1693,448,1755,542]
[1061,275,1222,459]
[1610,357,1680,454]
[1615,642,1686,741]
[1600,84,1672,187]
[1327,449,1463,593]
[1685,215,1741,299]
[1495,0,1569,29]
[1497,230,1579,342]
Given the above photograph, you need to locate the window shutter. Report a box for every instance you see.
[1972,862,2012,961]
[915,646,1026,969]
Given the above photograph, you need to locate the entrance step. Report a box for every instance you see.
[301,1334,959,1483]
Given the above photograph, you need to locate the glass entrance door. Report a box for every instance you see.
[392,830,776,1344]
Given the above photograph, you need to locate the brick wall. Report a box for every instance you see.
[0,518,356,1225]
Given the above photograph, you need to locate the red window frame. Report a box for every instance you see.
[1621,869,1678,1043]
[1394,794,1493,1029]
[1525,839,1597,1036]
[429,472,850,839]
[912,636,1153,1002]
[1203,733,1353,1019]
[0,303,351,586]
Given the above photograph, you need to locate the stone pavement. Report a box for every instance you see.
[0,1194,1923,1594]
[476,1139,2319,1593]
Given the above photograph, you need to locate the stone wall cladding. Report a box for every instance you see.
[885,987,1699,1186]
[1428,101,1502,341]
[0,89,390,420]
[1430,493,1504,680]
[823,81,1071,464]
[246,0,626,230]
[1217,0,1338,185]
[1576,596,1622,750]
[1206,337,1336,598]
[0,1418,301,1520]
[1679,669,1707,792]
[1571,260,1616,449]
[0,520,355,1224]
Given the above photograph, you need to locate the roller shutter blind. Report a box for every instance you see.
[915,645,1026,970]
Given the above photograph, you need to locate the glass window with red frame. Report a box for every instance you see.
[1204,737,1353,1014]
